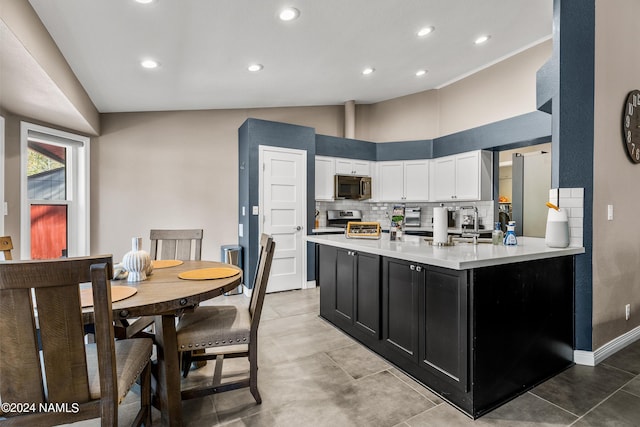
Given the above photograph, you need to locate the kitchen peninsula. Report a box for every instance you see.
[306,234,584,418]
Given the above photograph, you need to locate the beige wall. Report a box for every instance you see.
[355,89,440,142]
[354,39,552,142]
[93,106,343,261]
[0,1,99,135]
[438,40,552,137]
[592,0,640,348]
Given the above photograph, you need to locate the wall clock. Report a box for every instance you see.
[623,89,640,163]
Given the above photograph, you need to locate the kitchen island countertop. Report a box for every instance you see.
[305,233,584,270]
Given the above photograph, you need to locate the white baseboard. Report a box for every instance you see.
[574,325,640,366]
[303,280,317,289]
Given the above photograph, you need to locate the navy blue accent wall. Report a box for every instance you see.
[551,0,595,351]
[433,112,552,157]
[238,121,250,282]
[315,134,376,160]
[376,139,432,161]
[238,118,317,288]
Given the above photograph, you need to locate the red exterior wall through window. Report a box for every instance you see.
[30,205,67,259]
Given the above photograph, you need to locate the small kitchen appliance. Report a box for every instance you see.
[404,207,421,227]
[326,210,363,228]
[334,175,372,201]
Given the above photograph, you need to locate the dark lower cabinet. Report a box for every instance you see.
[382,259,469,391]
[354,252,381,338]
[318,244,380,341]
[318,244,574,419]
[420,266,468,393]
[382,258,420,362]
[334,248,355,329]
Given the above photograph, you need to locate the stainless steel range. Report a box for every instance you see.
[326,209,362,228]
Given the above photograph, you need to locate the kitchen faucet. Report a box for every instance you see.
[460,205,479,245]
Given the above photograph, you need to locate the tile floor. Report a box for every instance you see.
[74,287,640,426]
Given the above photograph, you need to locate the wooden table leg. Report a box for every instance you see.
[155,314,182,426]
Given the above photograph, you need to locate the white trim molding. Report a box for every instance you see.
[19,122,90,259]
[574,325,640,366]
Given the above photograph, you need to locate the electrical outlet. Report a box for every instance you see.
[626,304,631,320]
[607,204,614,221]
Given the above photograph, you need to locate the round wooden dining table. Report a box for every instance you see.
[83,260,243,427]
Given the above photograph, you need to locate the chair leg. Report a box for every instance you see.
[140,361,152,427]
[248,343,261,404]
[181,351,192,378]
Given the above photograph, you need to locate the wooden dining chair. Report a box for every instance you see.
[175,234,275,404]
[0,256,153,426]
[116,229,204,340]
[149,229,203,261]
[0,236,13,260]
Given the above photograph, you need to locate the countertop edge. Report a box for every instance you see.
[305,234,585,270]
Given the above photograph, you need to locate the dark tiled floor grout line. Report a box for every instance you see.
[386,368,443,406]
[600,361,639,377]
[528,390,581,420]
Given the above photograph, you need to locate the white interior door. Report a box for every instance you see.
[259,146,306,293]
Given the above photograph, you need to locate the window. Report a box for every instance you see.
[20,122,89,259]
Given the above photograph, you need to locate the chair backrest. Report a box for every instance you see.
[0,255,115,421]
[249,234,275,337]
[149,229,203,261]
[0,236,13,260]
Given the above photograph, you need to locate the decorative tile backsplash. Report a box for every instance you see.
[316,188,585,248]
[548,188,584,247]
[316,200,494,230]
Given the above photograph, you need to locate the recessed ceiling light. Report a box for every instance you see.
[416,69,428,77]
[474,35,491,45]
[248,64,263,72]
[135,0,154,4]
[417,26,435,37]
[141,59,159,69]
[279,7,300,21]
[362,67,375,75]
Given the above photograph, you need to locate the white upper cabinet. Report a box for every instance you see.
[403,160,430,201]
[377,160,430,202]
[377,162,404,201]
[335,158,370,176]
[315,156,335,201]
[430,150,493,201]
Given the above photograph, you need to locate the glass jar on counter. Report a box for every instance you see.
[492,222,504,245]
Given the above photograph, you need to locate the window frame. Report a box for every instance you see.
[0,116,4,236]
[20,122,90,259]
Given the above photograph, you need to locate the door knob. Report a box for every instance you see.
[296,226,302,231]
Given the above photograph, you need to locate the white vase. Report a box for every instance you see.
[122,237,151,282]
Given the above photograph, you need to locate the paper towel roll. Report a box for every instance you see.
[433,207,449,244]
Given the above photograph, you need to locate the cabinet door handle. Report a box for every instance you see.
[415,266,422,272]
[410,265,416,271]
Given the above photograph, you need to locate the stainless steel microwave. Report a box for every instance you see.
[334,175,372,201]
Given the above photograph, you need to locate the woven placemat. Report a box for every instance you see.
[178,267,240,280]
[152,259,184,269]
[81,286,137,308]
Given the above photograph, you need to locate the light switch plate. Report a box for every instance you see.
[607,204,613,221]
[252,206,259,215]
